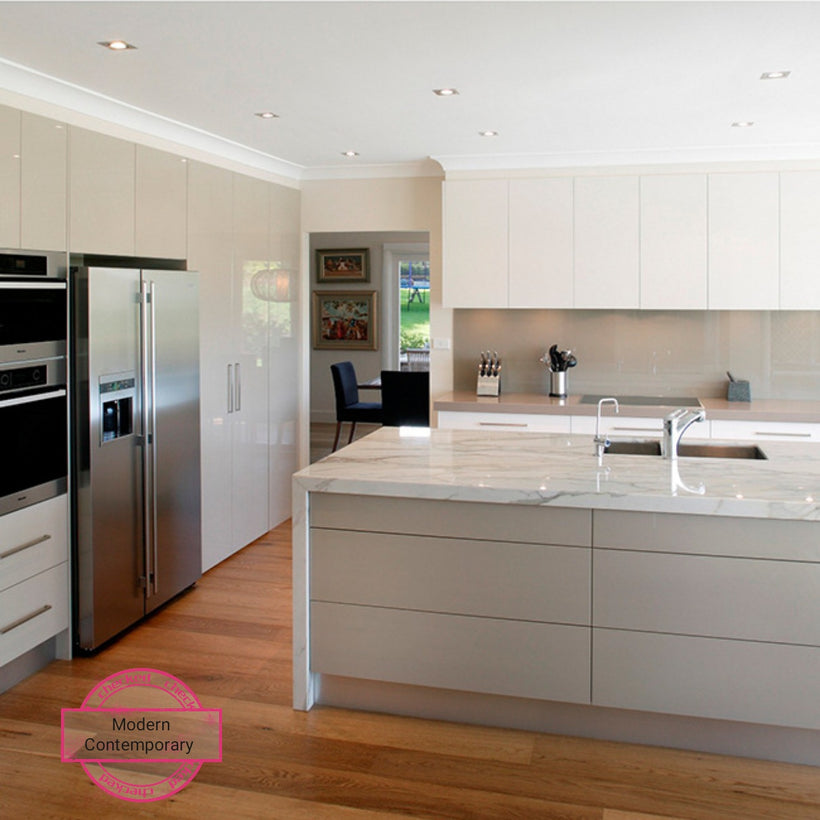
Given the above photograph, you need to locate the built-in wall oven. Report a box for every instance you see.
[0,250,68,514]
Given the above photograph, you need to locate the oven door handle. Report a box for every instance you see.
[0,388,66,409]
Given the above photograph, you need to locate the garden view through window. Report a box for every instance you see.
[399,258,429,371]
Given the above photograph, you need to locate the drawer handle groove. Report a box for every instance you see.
[0,604,52,635]
[0,534,51,560]
[611,427,660,433]
[478,421,529,428]
[754,431,811,438]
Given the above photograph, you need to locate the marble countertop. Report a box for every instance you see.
[433,391,820,422]
[294,427,820,521]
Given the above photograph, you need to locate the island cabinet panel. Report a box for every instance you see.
[593,630,820,730]
[311,529,590,624]
[309,493,591,547]
[311,602,591,704]
[593,550,820,646]
[593,509,820,562]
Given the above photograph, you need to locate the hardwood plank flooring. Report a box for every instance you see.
[2,520,820,819]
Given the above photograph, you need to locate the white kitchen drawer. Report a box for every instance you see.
[0,495,68,593]
[593,629,820,730]
[311,601,591,704]
[438,410,571,433]
[311,529,590,625]
[710,419,820,442]
[0,562,68,666]
[594,549,820,646]
[570,414,663,436]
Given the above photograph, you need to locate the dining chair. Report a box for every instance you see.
[380,370,430,427]
[330,361,383,451]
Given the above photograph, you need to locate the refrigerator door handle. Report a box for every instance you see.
[149,280,159,597]
[235,362,241,411]
[140,280,153,598]
[227,363,234,413]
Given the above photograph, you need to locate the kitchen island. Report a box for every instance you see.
[292,427,820,765]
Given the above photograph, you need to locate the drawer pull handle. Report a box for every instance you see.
[0,534,51,560]
[479,421,528,428]
[611,427,660,433]
[0,604,52,635]
[754,431,811,438]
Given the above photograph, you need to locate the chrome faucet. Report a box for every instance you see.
[662,407,706,459]
[594,397,619,458]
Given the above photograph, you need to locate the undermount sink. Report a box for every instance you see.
[604,440,768,459]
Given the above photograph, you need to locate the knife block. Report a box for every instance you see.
[477,374,500,396]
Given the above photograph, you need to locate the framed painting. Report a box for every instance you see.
[316,248,370,282]
[312,291,378,350]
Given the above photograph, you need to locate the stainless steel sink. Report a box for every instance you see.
[604,440,767,459]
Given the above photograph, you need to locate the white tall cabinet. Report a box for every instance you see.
[780,171,820,310]
[0,106,20,248]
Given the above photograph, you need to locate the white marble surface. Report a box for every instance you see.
[294,427,820,520]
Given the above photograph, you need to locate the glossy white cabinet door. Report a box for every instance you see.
[640,174,707,309]
[69,127,135,255]
[574,176,639,308]
[231,173,270,550]
[268,183,300,528]
[0,105,21,248]
[136,145,187,259]
[780,171,820,309]
[188,161,234,572]
[708,173,779,309]
[443,179,508,307]
[509,177,573,308]
[21,113,66,252]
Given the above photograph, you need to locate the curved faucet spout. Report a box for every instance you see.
[662,407,706,460]
[594,397,619,459]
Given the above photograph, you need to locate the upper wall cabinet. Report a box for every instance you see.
[708,173,779,310]
[574,176,640,309]
[0,106,21,248]
[640,175,707,310]
[509,177,573,308]
[780,171,820,310]
[136,146,188,259]
[21,113,67,251]
[69,128,135,255]
[443,179,508,308]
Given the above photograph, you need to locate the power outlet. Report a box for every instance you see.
[433,338,451,350]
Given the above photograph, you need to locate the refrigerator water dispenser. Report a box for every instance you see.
[99,373,135,443]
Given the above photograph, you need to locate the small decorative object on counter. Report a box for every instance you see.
[477,350,501,396]
[539,344,577,398]
[726,371,751,402]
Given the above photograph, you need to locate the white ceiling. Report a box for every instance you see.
[1,1,819,179]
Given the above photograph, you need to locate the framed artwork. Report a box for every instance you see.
[316,248,370,282]
[312,291,378,350]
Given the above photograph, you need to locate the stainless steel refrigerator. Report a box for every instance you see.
[72,263,201,651]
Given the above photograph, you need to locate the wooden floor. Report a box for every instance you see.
[2,521,820,819]
[311,421,380,463]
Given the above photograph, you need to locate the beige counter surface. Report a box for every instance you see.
[433,391,820,423]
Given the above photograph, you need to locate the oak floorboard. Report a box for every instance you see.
[1,519,819,819]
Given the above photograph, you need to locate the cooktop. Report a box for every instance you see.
[579,394,703,407]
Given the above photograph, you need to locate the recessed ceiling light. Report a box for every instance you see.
[479,130,499,137]
[433,88,459,96]
[760,70,791,80]
[255,111,279,119]
[98,40,136,51]
[731,121,755,128]
[342,151,359,158]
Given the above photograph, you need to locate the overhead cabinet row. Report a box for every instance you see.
[443,171,820,310]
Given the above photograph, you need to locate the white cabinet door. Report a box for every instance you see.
[442,179,508,307]
[231,173,270,550]
[188,161,234,572]
[708,173,779,309]
[640,175,707,309]
[69,127,135,255]
[136,145,187,259]
[0,105,21,248]
[437,410,571,433]
[780,171,820,309]
[21,113,66,252]
[508,177,573,308]
[574,176,639,308]
[710,418,820,443]
[570,414,663,436]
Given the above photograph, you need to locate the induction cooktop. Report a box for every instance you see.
[579,394,703,407]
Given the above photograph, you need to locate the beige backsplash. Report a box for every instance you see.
[453,309,820,400]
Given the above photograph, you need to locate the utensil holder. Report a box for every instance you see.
[727,379,751,402]
[549,370,567,398]
[477,374,500,397]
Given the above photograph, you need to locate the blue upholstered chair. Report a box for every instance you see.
[330,361,382,451]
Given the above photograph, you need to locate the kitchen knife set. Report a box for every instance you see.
[477,350,501,396]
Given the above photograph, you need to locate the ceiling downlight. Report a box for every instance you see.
[760,71,791,80]
[98,40,136,51]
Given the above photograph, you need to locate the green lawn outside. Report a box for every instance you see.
[400,287,430,349]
